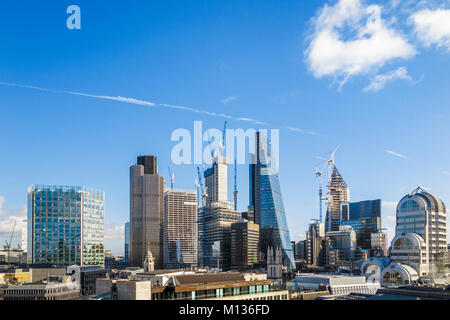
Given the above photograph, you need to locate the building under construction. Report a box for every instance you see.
[325,166,350,232]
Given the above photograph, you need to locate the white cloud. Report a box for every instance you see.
[386,149,409,159]
[306,0,416,89]
[0,81,320,136]
[0,205,27,238]
[364,66,413,91]
[382,201,398,209]
[105,222,124,240]
[0,196,5,216]
[221,95,237,105]
[442,170,450,176]
[411,9,450,51]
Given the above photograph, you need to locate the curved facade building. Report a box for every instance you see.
[381,262,419,287]
[251,131,295,271]
[395,187,447,274]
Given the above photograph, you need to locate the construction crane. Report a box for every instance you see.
[315,145,341,223]
[4,220,16,268]
[168,166,174,190]
[220,121,227,157]
[197,166,208,207]
[233,159,238,212]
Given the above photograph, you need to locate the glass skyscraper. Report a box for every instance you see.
[250,131,295,271]
[341,199,382,256]
[27,185,105,267]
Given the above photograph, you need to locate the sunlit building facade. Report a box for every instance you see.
[250,131,295,271]
[27,185,105,267]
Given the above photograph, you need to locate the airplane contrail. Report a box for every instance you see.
[0,81,320,136]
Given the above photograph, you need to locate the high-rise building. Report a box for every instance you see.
[250,131,295,271]
[391,187,447,275]
[325,166,350,232]
[323,225,357,267]
[231,219,259,270]
[27,185,105,267]
[306,220,325,266]
[130,155,165,268]
[124,222,130,262]
[340,199,382,256]
[204,156,228,207]
[163,189,198,269]
[198,201,241,270]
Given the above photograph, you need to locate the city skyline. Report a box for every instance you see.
[2,0,450,255]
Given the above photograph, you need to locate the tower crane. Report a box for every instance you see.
[233,159,238,212]
[219,121,227,157]
[197,166,208,207]
[315,145,341,223]
[4,220,16,268]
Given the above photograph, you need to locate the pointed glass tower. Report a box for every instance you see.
[251,131,295,271]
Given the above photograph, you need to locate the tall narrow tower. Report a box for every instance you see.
[130,155,165,268]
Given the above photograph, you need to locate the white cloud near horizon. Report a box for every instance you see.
[0,204,27,238]
[386,149,409,159]
[382,201,398,209]
[411,9,450,51]
[364,66,413,91]
[0,196,5,216]
[105,222,125,240]
[0,81,319,137]
[305,0,416,90]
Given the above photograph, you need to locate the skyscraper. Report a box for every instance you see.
[198,155,241,270]
[306,220,325,266]
[203,155,228,207]
[130,155,165,268]
[124,222,130,263]
[231,219,259,270]
[325,166,350,232]
[163,189,198,269]
[340,199,383,256]
[250,131,295,271]
[27,185,105,267]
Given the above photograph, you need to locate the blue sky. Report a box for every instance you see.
[1,0,450,254]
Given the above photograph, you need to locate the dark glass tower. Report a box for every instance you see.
[250,131,295,271]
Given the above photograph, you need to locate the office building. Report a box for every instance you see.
[198,201,241,270]
[293,240,306,260]
[231,219,259,270]
[393,187,447,274]
[67,265,107,296]
[322,225,357,267]
[130,155,165,269]
[163,189,198,269]
[306,220,325,266]
[204,155,228,207]
[325,166,350,232]
[96,271,290,300]
[340,199,383,257]
[124,222,130,263]
[250,131,295,270]
[27,185,105,267]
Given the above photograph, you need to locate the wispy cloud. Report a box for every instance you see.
[386,149,408,159]
[0,81,319,136]
[442,170,450,176]
[221,95,237,105]
[364,67,413,92]
[305,0,416,90]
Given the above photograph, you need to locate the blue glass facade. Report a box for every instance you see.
[341,199,381,254]
[252,132,295,271]
[27,185,105,267]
